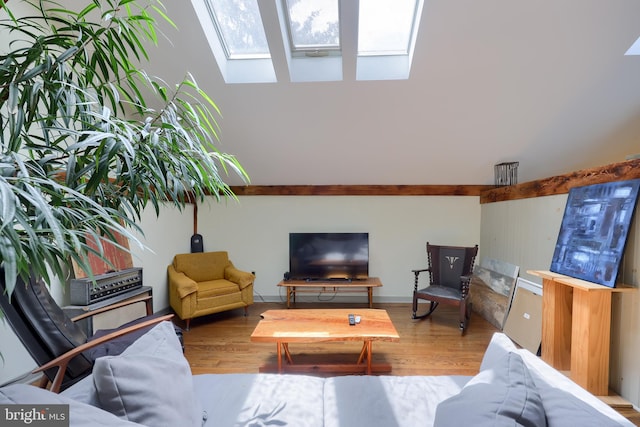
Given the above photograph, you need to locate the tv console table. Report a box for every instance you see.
[278,277,382,308]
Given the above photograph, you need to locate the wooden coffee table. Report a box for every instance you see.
[250,309,399,374]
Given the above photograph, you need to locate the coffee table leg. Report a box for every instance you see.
[368,287,373,308]
[283,343,293,365]
[276,342,293,373]
[277,341,282,372]
[356,341,374,374]
[357,342,367,365]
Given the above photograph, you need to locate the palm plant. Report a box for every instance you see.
[0,0,248,294]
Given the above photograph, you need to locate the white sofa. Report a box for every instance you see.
[0,322,633,426]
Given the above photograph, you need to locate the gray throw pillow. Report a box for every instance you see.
[93,321,203,427]
[434,352,547,427]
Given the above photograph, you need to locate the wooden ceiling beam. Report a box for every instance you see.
[228,184,494,197]
[480,159,640,203]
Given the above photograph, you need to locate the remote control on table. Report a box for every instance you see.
[348,314,356,326]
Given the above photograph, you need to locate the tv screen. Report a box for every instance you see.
[289,233,369,280]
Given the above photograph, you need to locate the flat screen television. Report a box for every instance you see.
[288,233,369,281]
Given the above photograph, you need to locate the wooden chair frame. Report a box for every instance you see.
[412,243,478,334]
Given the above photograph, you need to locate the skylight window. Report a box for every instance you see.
[190,0,424,83]
[208,0,270,59]
[191,0,276,83]
[284,0,340,55]
[356,0,423,80]
[358,0,418,56]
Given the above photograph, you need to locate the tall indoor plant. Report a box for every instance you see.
[0,0,248,294]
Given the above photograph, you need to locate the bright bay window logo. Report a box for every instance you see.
[1,405,68,426]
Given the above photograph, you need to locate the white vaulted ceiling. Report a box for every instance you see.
[130,1,640,185]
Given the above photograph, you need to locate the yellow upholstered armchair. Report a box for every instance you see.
[168,251,254,330]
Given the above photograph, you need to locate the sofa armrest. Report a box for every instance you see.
[225,264,255,290]
[168,265,198,298]
[516,346,635,426]
[480,332,518,371]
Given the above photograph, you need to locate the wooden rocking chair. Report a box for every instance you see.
[412,243,478,334]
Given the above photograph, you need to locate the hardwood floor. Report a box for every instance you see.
[182,302,497,376]
[180,302,640,425]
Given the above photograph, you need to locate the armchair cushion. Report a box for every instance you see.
[198,279,241,298]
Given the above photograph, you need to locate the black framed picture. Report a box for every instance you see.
[550,179,640,287]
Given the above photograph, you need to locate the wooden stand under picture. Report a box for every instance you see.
[550,179,640,287]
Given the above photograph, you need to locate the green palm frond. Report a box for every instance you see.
[0,0,248,291]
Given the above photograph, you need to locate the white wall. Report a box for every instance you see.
[129,204,193,312]
[480,195,640,407]
[0,322,36,385]
[479,195,567,282]
[0,273,67,385]
[194,195,481,302]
